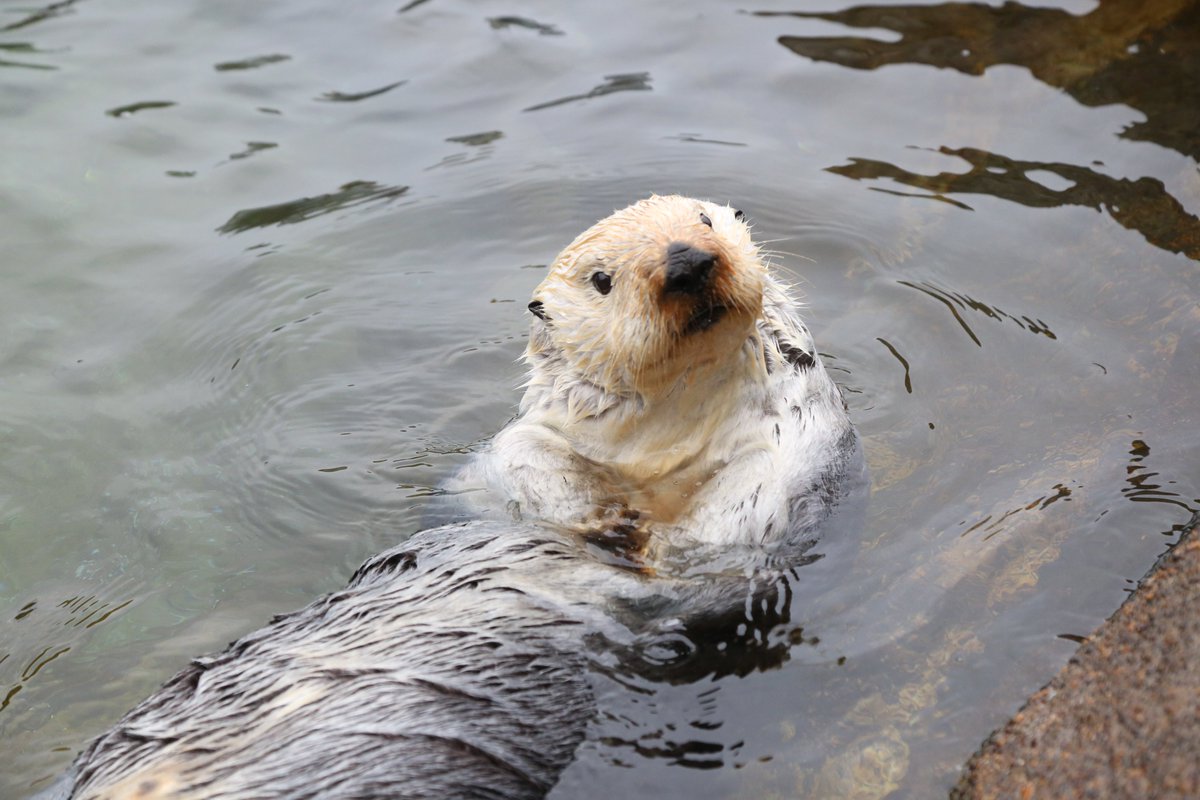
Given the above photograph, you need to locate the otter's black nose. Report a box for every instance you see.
[663,242,716,296]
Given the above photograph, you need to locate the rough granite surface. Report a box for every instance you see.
[952,520,1200,800]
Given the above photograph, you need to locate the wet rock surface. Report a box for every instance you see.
[953,518,1200,799]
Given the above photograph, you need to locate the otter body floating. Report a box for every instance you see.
[44,196,861,800]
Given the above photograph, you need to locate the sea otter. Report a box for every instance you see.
[39,196,861,800]
[451,195,855,553]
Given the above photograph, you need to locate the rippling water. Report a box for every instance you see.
[2,1,1198,797]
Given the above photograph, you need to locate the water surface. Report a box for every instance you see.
[2,0,1198,797]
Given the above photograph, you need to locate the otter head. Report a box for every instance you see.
[526,195,766,402]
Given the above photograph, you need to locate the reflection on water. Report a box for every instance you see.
[961,482,1077,540]
[2,0,1199,798]
[1124,439,1198,518]
[668,133,747,147]
[213,54,291,72]
[224,141,277,162]
[216,181,410,234]
[764,0,1200,160]
[1,0,82,34]
[104,100,177,118]
[446,130,503,146]
[586,550,838,772]
[524,72,653,112]
[765,0,1200,264]
[898,279,1057,346]
[874,338,912,393]
[317,79,407,103]
[830,147,1200,261]
[0,42,55,71]
[489,16,564,37]
[3,583,138,714]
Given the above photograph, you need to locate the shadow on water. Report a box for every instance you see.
[761,0,1200,261]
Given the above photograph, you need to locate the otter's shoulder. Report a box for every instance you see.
[758,278,821,375]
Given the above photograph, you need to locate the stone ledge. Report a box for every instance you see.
[953,516,1200,800]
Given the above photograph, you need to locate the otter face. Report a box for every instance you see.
[528,195,765,396]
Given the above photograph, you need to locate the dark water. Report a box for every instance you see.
[2,0,1198,797]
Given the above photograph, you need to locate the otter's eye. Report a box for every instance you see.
[699,212,712,228]
[591,271,612,295]
[733,209,746,222]
[527,300,547,320]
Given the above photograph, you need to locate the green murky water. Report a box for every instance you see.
[2,1,1198,797]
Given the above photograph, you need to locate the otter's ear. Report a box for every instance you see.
[527,299,548,321]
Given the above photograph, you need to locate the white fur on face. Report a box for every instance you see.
[527,195,765,397]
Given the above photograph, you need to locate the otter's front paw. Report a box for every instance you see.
[580,506,653,573]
